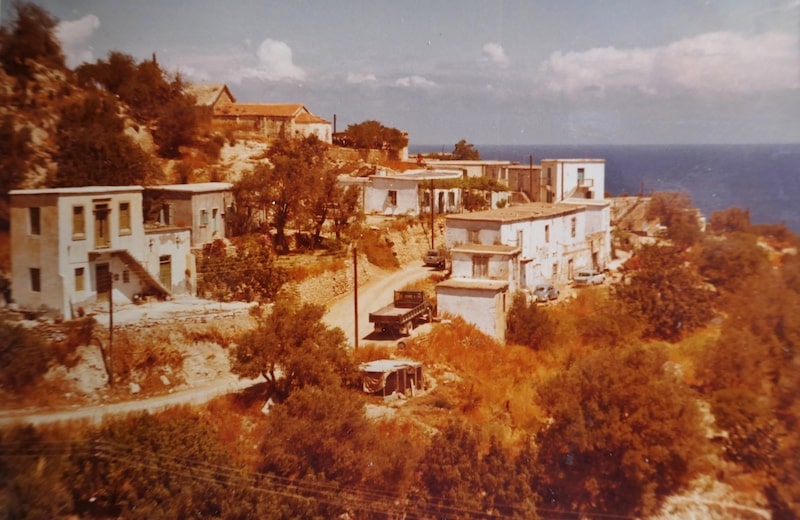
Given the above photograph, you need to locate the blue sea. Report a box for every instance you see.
[410,143,800,233]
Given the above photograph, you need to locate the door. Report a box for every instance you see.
[159,255,172,290]
[95,263,110,301]
[94,203,110,249]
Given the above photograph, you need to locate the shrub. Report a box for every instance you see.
[0,320,49,392]
[506,292,556,349]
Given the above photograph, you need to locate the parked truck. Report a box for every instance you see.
[369,290,433,336]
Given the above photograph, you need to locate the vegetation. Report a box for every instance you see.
[51,91,160,187]
[197,237,287,302]
[339,119,408,159]
[645,191,703,249]
[0,321,49,392]
[451,139,481,160]
[0,2,65,80]
[230,297,355,402]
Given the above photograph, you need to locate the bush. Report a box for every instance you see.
[0,321,49,392]
[506,292,555,349]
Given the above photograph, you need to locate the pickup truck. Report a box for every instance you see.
[423,248,449,269]
[369,290,433,336]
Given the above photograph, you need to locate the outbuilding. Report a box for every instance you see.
[359,359,423,397]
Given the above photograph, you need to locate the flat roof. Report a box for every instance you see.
[359,359,422,373]
[145,182,233,193]
[372,168,463,181]
[424,160,513,166]
[540,158,605,163]
[451,243,520,255]
[10,186,143,196]
[437,278,509,291]
[446,202,583,224]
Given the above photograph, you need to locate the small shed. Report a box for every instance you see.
[359,359,423,397]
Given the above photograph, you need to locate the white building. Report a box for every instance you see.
[340,168,464,216]
[436,158,611,341]
[144,183,233,247]
[9,186,199,319]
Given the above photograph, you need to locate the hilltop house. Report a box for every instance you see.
[186,83,332,143]
[8,183,234,319]
[436,158,611,341]
[339,168,464,216]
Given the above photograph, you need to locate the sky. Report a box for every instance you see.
[4,0,800,146]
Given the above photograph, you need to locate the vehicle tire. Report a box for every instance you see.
[397,341,406,349]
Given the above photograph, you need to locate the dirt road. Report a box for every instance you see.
[323,262,434,347]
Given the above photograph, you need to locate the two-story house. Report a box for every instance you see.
[9,186,196,319]
[144,183,233,248]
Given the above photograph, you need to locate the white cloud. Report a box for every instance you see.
[56,14,100,68]
[540,31,798,96]
[482,42,509,68]
[394,75,437,88]
[346,72,377,84]
[239,38,306,81]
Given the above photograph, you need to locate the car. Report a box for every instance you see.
[573,269,606,286]
[423,248,448,269]
[533,283,559,302]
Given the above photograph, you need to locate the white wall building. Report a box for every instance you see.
[340,168,464,216]
[10,186,197,319]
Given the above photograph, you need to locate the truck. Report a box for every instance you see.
[369,290,433,336]
[423,248,449,269]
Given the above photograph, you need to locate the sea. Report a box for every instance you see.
[410,143,800,233]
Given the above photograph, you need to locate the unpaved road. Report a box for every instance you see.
[0,263,435,427]
[323,262,434,347]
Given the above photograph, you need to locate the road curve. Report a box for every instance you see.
[323,263,433,347]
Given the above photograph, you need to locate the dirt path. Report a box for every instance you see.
[323,262,434,347]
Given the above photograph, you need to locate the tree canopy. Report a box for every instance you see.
[0,1,65,79]
[230,297,355,402]
[51,92,160,187]
[339,120,408,159]
[534,345,707,517]
[451,139,481,160]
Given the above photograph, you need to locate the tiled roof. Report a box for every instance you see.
[184,84,235,106]
[214,103,305,118]
[294,111,330,124]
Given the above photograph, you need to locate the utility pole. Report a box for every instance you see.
[353,246,358,351]
[108,272,114,388]
[430,178,435,249]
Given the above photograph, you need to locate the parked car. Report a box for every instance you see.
[423,248,448,269]
[574,269,606,286]
[533,283,559,302]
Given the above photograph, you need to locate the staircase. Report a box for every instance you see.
[111,249,170,298]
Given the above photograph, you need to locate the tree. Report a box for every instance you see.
[615,244,714,341]
[0,320,49,392]
[708,206,751,234]
[230,297,355,402]
[0,115,31,194]
[694,232,768,292]
[330,184,361,241]
[340,120,408,159]
[646,191,703,249]
[506,291,556,349]
[69,412,261,518]
[262,134,329,254]
[0,2,65,79]
[533,345,707,517]
[153,87,198,158]
[452,139,481,160]
[51,92,160,187]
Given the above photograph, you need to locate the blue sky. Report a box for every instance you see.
[6,0,800,145]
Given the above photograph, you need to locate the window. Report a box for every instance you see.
[547,168,552,184]
[212,208,219,232]
[448,192,455,207]
[545,224,550,243]
[119,202,131,235]
[29,207,40,235]
[200,209,209,227]
[122,269,130,284]
[388,190,397,206]
[160,203,171,225]
[552,263,558,278]
[578,167,586,186]
[468,229,480,244]
[571,217,577,238]
[30,268,41,292]
[75,267,85,291]
[472,256,489,278]
[72,206,85,239]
